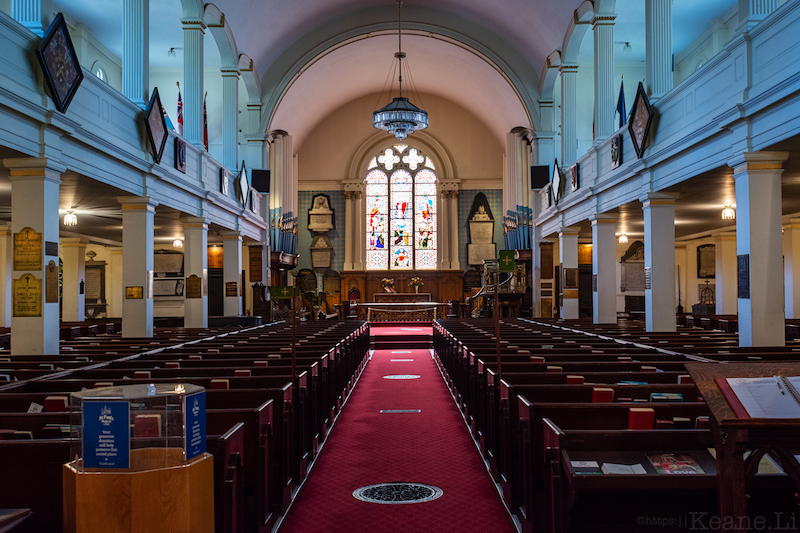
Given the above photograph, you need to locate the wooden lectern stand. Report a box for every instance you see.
[686,362,800,533]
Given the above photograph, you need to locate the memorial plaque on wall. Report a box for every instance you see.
[45,241,58,257]
[225,281,238,297]
[540,243,554,279]
[592,273,597,292]
[85,266,104,301]
[13,274,42,316]
[463,270,481,292]
[249,246,263,282]
[296,269,317,293]
[186,274,202,298]
[125,287,143,299]
[147,270,153,299]
[644,267,651,290]
[738,254,750,299]
[45,260,58,303]
[14,227,42,271]
[153,252,184,274]
[323,270,341,294]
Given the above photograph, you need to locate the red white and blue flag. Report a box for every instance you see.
[176,81,183,136]
[203,91,209,151]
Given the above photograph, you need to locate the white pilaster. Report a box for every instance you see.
[593,14,616,140]
[122,0,149,106]
[559,227,580,319]
[645,0,673,101]
[222,231,242,316]
[353,191,365,271]
[784,219,800,319]
[61,238,87,322]
[118,197,156,338]
[221,69,240,170]
[731,151,788,346]
[11,0,53,37]
[0,226,11,328]
[108,248,123,318]
[591,214,618,323]
[449,191,460,270]
[642,192,678,332]
[344,191,355,271]
[182,217,208,328]
[182,19,206,149]
[714,232,738,315]
[5,158,62,354]
[438,190,450,269]
[560,65,579,167]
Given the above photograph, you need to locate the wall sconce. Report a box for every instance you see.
[721,206,735,220]
[64,211,77,226]
[173,238,183,248]
[618,234,628,244]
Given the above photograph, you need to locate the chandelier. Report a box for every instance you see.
[373,0,428,141]
[64,211,77,226]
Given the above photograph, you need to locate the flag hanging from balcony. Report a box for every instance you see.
[176,82,183,136]
[615,77,626,129]
[203,91,209,151]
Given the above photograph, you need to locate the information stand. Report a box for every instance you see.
[63,384,213,533]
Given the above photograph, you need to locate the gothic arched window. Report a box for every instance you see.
[365,145,437,270]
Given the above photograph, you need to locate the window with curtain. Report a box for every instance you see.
[365,144,437,270]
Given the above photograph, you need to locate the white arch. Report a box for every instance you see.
[539,50,562,102]
[237,53,262,105]
[204,4,238,68]
[561,0,595,64]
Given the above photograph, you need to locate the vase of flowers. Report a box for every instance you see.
[410,277,423,294]
[381,278,395,293]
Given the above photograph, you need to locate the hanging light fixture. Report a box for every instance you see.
[372,0,428,141]
[64,211,77,226]
[173,238,183,248]
[618,234,628,244]
[721,206,735,220]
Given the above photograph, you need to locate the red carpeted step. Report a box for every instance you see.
[278,346,516,533]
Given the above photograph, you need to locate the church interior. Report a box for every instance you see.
[2,0,800,532]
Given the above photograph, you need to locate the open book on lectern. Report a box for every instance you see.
[716,375,800,419]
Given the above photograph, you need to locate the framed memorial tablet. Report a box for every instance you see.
[14,228,42,270]
[174,138,186,173]
[220,168,230,196]
[144,87,169,164]
[628,82,654,160]
[35,13,84,114]
[13,274,42,317]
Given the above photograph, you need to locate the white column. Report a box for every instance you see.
[108,248,123,318]
[122,0,149,106]
[221,69,240,170]
[343,191,355,271]
[449,191,460,270]
[182,19,206,149]
[438,191,450,269]
[11,0,53,37]
[0,225,11,328]
[5,158,61,354]
[182,217,208,328]
[784,219,800,319]
[559,227,580,319]
[593,14,616,140]
[353,191,365,270]
[118,197,156,338]
[731,151,788,346]
[642,192,678,332]
[737,0,780,30]
[61,238,87,322]
[645,0,673,101]
[591,214,618,323]
[222,231,242,316]
[714,232,738,315]
[560,65,579,166]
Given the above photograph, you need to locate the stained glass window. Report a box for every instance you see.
[365,146,437,270]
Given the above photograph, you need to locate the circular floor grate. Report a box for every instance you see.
[352,483,443,504]
[383,374,421,380]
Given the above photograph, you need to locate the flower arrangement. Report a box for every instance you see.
[381,278,395,293]
[410,276,424,293]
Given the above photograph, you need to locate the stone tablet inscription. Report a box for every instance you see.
[85,267,103,301]
[14,227,42,271]
[186,274,202,299]
[13,274,42,317]
[45,260,58,303]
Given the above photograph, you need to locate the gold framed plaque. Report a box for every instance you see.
[13,274,42,317]
[14,227,42,271]
[45,260,58,303]
[225,281,238,297]
[126,287,143,299]
[186,274,202,299]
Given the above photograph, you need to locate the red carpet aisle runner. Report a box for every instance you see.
[370,325,433,337]
[278,347,516,533]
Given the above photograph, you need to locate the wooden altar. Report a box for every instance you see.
[373,292,431,303]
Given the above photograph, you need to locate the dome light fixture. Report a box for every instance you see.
[372,0,428,141]
[64,211,77,226]
[618,234,628,244]
[721,206,735,220]
[173,238,183,248]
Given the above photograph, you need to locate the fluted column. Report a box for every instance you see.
[593,15,616,139]
[645,0,672,101]
[182,19,206,149]
[12,0,53,37]
[449,191,460,270]
[353,191,365,270]
[439,190,450,269]
[560,65,579,166]
[737,0,780,30]
[122,0,149,106]
[221,69,240,170]
[343,191,355,270]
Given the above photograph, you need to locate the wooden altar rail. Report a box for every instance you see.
[353,302,448,322]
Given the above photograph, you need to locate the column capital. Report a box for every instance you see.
[61,237,88,247]
[714,231,737,242]
[589,213,619,225]
[344,191,356,200]
[559,226,581,237]
[729,151,789,174]
[675,242,688,249]
[118,196,158,211]
[181,216,208,228]
[222,231,242,240]
[220,68,241,78]
[785,219,800,230]
[592,14,616,27]
[4,157,66,175]
[639,191,679,207]
[560,64,579,74]
[180,19,206,31]
[342,179,363,192]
